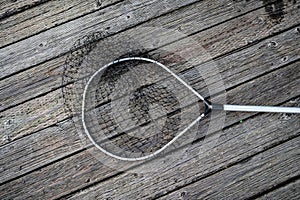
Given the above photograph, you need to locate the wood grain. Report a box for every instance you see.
[1,0,299,113]
[1,0,299,199]
[0,0,263,112]
[0,0,121,48]
[3,0,298,81]
[1,23,298,147]
[0,0,49,19]
[257,179,300,200]
[0,0,204,78]
[157,136,300,200]
[1,0,298,144]
[1,61,299,198]
[1,23,299,184]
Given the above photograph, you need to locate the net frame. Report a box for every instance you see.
[82,57,300,161]
[82,57,207,161]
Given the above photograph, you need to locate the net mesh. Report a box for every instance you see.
[62,28,215,164]
[83,59,204,159]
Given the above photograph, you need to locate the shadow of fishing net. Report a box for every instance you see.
[62,26,225,173]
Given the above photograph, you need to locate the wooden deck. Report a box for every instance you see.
[0,0,299,199]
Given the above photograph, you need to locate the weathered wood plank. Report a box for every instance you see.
[56,63,300,200]
[1,1,299,199]
[0,54,65,112]
[0,0,121,48]
[1,0,299,113]
[0,102,199,185]
[0,89,69,145]
[0,118,82,185]
[1,23,298,147]
[1,0,272,49]
[0,0,297,195]
[2,0,298,81]
[0,0,259,112]
[257,179,300,200]
[0,61,299,199]
[156,136,300,200]
[0,0,49,19]
[0,26,298,184]
[0,0,202,79]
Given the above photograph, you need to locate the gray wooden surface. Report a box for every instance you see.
[0,0,299,199]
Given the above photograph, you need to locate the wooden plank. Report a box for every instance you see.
[0,26,298,182]
[156,136,300,200]
[0,102,199,185]
[2,0,298,80]
[1,23,298,147]
[0,54,65,112]
[0,89,69,146]
[61,63,300,200]
[0,0,121,48]
[1,1,298,199]
[0,0,259,112]
[1,0,299,112]
[0,0,203,78]
[0,0,272,49]
[0,0,49,19]
[257,179,300,200]
[0,61,299,198]
[0,0,298,194]
[0,118,82,185]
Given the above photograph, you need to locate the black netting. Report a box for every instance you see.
[62,29,207,162]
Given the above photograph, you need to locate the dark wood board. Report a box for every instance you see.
[0,0,299,199]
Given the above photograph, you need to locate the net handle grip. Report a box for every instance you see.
[211,104,300,114]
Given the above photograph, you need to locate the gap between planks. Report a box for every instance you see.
[0,0,273,113]
[0,0,50,19]
[1,21,299,148]
[256,177,300,200]
[1,0,295,80]
[0,0,298,198]
[154,135,300,200]
[0,26,299,185]
[61,102,300,199]
[1,61,297,199]
[0,0,123,47]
